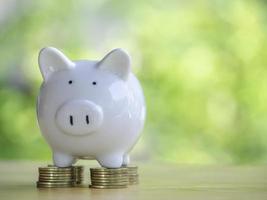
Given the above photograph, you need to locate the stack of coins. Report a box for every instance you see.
[37,165,84,188]
[127,166,138,185]
[73,165,84,185]
[90,167,128,189]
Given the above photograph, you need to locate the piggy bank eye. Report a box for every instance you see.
[68,80,73,84]
[92,81,97,85]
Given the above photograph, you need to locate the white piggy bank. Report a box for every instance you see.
[37,47,145,168]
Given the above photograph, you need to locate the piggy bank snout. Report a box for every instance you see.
[55,100,103,136]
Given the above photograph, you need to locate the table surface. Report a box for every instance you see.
[0,161,266,200]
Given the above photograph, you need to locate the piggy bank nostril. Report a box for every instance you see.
[69,115,74,126]
[86,115,89,124]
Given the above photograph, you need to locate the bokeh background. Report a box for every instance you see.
[0,0,267,164]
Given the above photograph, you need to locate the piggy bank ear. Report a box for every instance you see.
[98,48,131,81]
[38,47,74,81]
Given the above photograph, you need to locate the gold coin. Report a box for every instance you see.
[90,168,127,172]
[90,168,127,171]
[90,173,127,177]
[39,171,73,173]
[90,172,128,176]
[39,174,73,177]
[90,176,126,180]
[90,170,127,174]
[39,171,73,175]
[91,183,128,187]
[90,172,128,175]
[45,165,83,171]
[42,166,73,169]
[39,176,74,180]
[39,176,73,178]
[37,185,72,188]
[91,177,129,181]
[39,170,73,173]
[39,168,73,172]
[91,178,129,182]
[38,179,74,183]
[37,181,74,186]
[37,184,73,188]
[38,182,74,185]
[91,174,127,177]
[38,180,74,184]
[39,173,74,177]
[91,179,128,183]
[90,167,126,170]
[47,164,83,169]
[39,173,73,176]
[91,181,128,185]
[89,185,127,189]
[39,169,73,173]
[90,171,128,175]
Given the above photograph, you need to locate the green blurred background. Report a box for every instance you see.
[0,0,267,164]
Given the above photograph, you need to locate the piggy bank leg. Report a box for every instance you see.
[97,153,123,168]
[53,152,76,167]
[122,154,130,166]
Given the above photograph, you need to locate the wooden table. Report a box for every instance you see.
[0,161,266,200]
